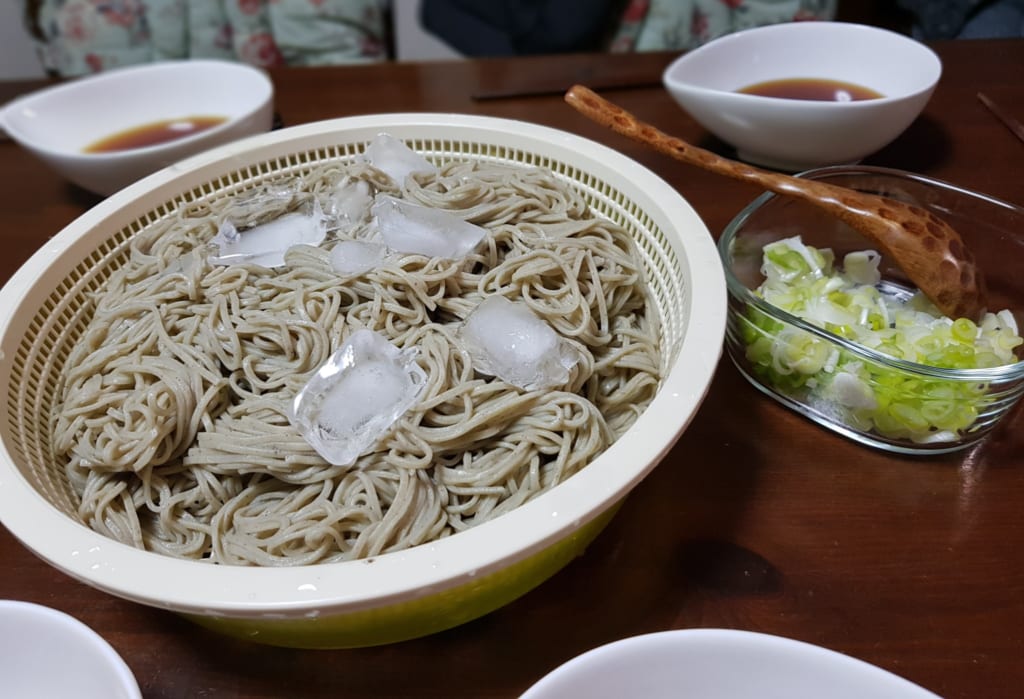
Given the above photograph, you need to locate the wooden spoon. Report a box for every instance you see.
[564,84,987,321]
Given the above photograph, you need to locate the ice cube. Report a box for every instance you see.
[290,329,427,466]
[228,183,299,221]
[210,205,327,268]
[330,239,388,276]
[160,248,201,278]
[458,295,578,390]
[372,194,485,259]
[363,133,437,185]
[329,179,373,231]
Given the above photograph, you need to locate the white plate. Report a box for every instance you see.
[521,628,940,699]
[0,600,141,699]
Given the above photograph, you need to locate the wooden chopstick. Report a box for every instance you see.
[977,92,1024,144]
[473,78,662,100]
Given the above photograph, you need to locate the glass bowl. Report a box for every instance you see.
[720,165,1024,454]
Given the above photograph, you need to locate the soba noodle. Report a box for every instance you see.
[53,156,662,566]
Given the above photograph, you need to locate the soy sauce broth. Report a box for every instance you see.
[737,78,884,102]
[84,115,228,153]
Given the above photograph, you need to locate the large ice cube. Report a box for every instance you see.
[210,206,327,268]
[372,194,485,259]
[329,179,374,231]
[363,133,437,185]
[458,296,579,391]
[290,329,427,466]
[330,239,389,276]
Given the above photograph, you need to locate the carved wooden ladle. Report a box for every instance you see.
[565,85,986,321]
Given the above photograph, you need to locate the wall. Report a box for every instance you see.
[0,3,46,79]
[394,0,463,61]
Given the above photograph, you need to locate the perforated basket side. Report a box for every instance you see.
[6,228,135,516]
[3,130,688,534]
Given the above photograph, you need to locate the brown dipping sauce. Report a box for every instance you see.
[84,115,228,153]
[738,78,884,102]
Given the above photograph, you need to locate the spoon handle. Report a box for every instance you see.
[564,85,873,223]
[565,84,987,321]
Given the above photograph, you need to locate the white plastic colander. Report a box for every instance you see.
[0,114,725,648]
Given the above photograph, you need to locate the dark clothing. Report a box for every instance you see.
[898,0,1024,38]
[420,0,627,56]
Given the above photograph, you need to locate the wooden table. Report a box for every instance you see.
[2,40,1023,699]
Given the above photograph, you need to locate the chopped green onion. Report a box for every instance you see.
[742,237,1023,443]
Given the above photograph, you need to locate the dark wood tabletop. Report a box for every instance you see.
[2,39,1023,699]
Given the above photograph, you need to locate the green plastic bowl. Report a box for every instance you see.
[0,114,725,647]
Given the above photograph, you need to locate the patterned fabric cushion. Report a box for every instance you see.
[23,0,390,77]
[610,0,837,52]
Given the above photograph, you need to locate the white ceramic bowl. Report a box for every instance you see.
[662,22,941,171]
[0,600,141,699]
[0,59,274,196]
[0,114,726,648]
[521,629,940,699]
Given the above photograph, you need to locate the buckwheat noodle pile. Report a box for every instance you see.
[53,156,662,566]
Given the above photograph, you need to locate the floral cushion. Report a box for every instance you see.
[24,0,389,77]
[611,0,837,52]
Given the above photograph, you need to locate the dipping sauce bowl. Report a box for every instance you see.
[0,59,274,196]
[662,22,941,171]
